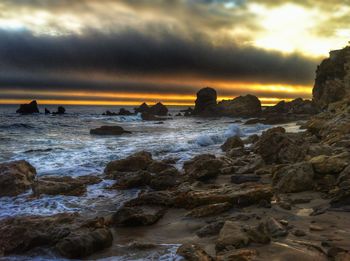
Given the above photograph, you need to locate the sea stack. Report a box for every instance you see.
[16,100,40,114]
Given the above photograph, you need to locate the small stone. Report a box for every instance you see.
[293,229,306,237]
[309,224,324,231]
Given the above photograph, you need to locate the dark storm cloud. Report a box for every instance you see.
[0,29,318,91]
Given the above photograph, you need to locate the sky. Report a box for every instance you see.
[0,0,349,106]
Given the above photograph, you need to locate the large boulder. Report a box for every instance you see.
[16,100,39,114]
[221,136,244,152]
[52,106,66,115]
[313,47,350,109]
[193,87,218,116]
[216,221,250,252]
[183,154,223,181]
[254,127,308,164]
[264,98,319,115]
[273,162,314,193]
[309,153,349,175]
[134,102,150,113]
[104,151,153,178]
[0,213,112,258]
[218,94,262,117]
[0,160,36,197]
[90,126,131,135]
[149,102,168,116]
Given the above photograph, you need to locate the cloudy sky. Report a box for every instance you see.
[0,0,349,105]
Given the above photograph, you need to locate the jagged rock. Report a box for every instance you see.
[16,100,39,114]
[177,243,214,261]
[110,171,152,189]
[53,106,66,114]
[90,126,131,135]
[313,46,350,109]
[32,175,102,196]
[141,112,162,121]
[44,108,51,114]
[111,205,166,226]
[218,94,261,117]
[0,160,36,197]
[0,213,112,258]
[309,153,349,175]
[193,87,218,116]
[254,127,308,164]
[104,151,153,178]
[273,162,314,193]
[183,154,223,181]
[149,102,168,116]
[186,202,232,218]
[134,102,150,113]
[125,191,177,207]
[149,168,182,190]
[216,221,250,252]
[221,136,244,152]
[103,110,118,116]
[264,98,319,115]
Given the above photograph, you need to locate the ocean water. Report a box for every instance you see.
[0,104,301,260]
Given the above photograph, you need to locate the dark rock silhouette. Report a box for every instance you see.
[218,94,261,117]
[149,102,168,116]
[118,108,133,115]
[44,108,51,114]
[90,126,131,135]
[264,98,319,115]
[53,106,66,115]
[134,102,150,114]
[193,87,218,116]
[16,100,39,114]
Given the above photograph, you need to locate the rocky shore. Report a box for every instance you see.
[1,46,350,260]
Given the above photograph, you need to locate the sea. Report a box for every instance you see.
[0,104,301,260]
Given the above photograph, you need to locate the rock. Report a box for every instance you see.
[111,171,152,189]
[221,136,244,152]
[313,46,350,109]
[53,106,66,114]
[183,154,223,181]
[293,229,306,237]
[103,110,118,116]
[254,127,308,164]
[0,160,36,197]
[134,102,150,114]
[309,153,349,175]
[186,202,232,218]
[141,112,162,121]
[44,108,51,114]
[218,94,262,117]
[193,87,219,116]
[231,175,261,184]
[111,205,166,226]
[16,100,39,114]
[273,162,314,193]
[244,134,259,144]
[263,217,288,237]
[55,228,113,259]
[216,249,257,261]
[148,102,168,116]
[177,243,214,261]
[176,184,272,209]
[118,108,133,115]
[32,175,101,196]
[149,168,182,190]
[264,98,319,115]
[216,221,250,252]
[309,224,324,231]
[196,221,224,237]
[104,151,153,178]
[90,125,131,136]
[125,191,176,207]
[278,201,292,210]
[147,160,175,174]
[0,213,112,258]
[245,223,271,244]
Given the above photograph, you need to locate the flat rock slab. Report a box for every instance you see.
[90,126,131,135]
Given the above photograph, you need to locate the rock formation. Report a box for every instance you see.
[52,106,66,114]
[90,126,131,135]
[193,87,219,116]
[313,45,350,108]
[218,94,262,117]
[16,100,39,114]
[148,102,168,116]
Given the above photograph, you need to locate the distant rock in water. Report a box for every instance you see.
[53,106,66,115]
[90,126,131,135]
[313,46,350,109]
[149,102,168,116]
[135,102,150,114]
[218,94,261,117]
[103,110,118,116]
[45,108,51,114]
[16,100,39,114]
[193,87,218,116]
[118,108,133,115]
[141,112,161,121]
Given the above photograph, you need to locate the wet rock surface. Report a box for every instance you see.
[16,100,39,114]
[90,125,131,135]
